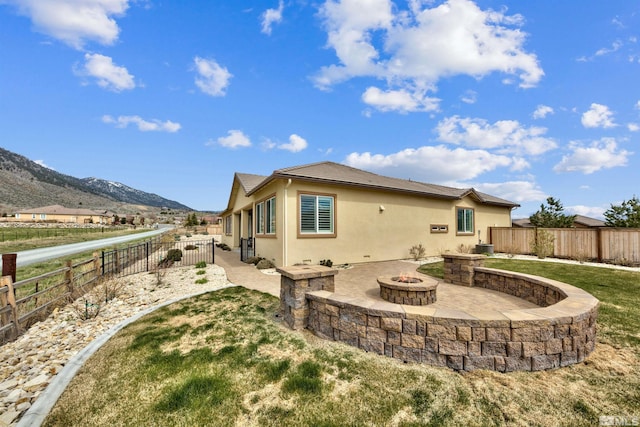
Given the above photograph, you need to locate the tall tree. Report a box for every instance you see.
[604,196,640,227]
[529,197,576,228]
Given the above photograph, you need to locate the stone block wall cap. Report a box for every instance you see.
[442,253,486,260]
[306,290,333,301]
[276,265,339,279]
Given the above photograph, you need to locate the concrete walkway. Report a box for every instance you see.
[214,248,536,313]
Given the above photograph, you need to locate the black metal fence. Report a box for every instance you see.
[101,237,216,277]
[240,237,255,262]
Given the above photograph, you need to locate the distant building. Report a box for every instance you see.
[12,205,111,224]
[512,215,605,228]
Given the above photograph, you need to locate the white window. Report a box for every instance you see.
[255,196,276,235]
[255,202,264,234]
[265,197,276,234]
[300,194,334,235]
[456,208,474,234]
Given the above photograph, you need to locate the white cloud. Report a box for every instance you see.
[216,130,252,149]
[314,0,543,103]
[344,145,512,184]
[2,0,129,49]
[261,0,284,35]
[34,159,54,170]
[553,138,631,174]
[278,134,308,152]
[102,115,181,132]
[532,104,554,119]
[460,90,477,104]
[474,181,546,203]
[566,205,606,219]
[628,123,640,132]
[435,115,557,156]
[361,86,440,113]
[581,103,616,128]
[595,40,622,57]
[193,57,232,96]
[77,53,135,91]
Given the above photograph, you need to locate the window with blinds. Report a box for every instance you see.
[300,194,334,234]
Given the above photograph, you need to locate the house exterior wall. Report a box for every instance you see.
[12,213,108,224]
[222,178,514,267]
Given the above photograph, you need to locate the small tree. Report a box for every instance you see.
[604,196,640,227]
[184,213,199,227]
[529,197,576,228]
[530,229,555,259]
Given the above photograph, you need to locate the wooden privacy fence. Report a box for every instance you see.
[489,227,640,265]
[1,238,216,344]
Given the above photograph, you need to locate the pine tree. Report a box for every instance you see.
[604,196,640,227]
[529,197,576,228]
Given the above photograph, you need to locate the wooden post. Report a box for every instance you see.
[92,252,100,281]
[2,253,17,283]
[65,260,74,297]
[597,227,603,263]
[0,276,11,331]
[2,276,19,338]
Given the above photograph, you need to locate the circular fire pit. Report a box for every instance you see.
[378,276,438,305]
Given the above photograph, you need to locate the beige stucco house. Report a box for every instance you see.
[13,205,111,224]
[220,162,519,267]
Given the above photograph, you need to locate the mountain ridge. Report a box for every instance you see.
[0,147,191,213]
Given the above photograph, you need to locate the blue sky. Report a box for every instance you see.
[1,1,638,216]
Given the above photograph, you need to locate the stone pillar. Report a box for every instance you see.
[277,265,338,330]
[442,253,485,287]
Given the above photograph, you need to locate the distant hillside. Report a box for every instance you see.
[80,177,190,210]
[0,147,191,212]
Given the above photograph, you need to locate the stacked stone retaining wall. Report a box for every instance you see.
[281,255,599,372]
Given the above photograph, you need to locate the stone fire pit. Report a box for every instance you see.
[378,275,438,305]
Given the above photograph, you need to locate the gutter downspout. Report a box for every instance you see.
[283,179,292,266]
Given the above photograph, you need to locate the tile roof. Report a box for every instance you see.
[244,161,518,207]
[235,173,267,194]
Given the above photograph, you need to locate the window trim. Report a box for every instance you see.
[224,216,232,235]
[456,207,475,235]
[255,194,276,237]
[297,191,337,238]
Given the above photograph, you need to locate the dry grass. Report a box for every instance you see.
[44,279,640,427]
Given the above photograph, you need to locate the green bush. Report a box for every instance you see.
[195,278,208,284]
[166,249,183,262]
[195,261,207,269]
[185,244,197,251]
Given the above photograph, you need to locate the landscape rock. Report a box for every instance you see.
[0,263,230,426]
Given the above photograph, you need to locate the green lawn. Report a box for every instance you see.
[44,260,640,426]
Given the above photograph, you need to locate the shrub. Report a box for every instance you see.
[166,249,183,262]
[456,244,473,254]
[256,259,275,269]
[530,229,554,259]
[246,256,263,265]
[195,278,208,284]
[319,259,333,268]
[185,244,198,251]
[216,243,231,251]
[409,243,426,261]
[195,261,207,268]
